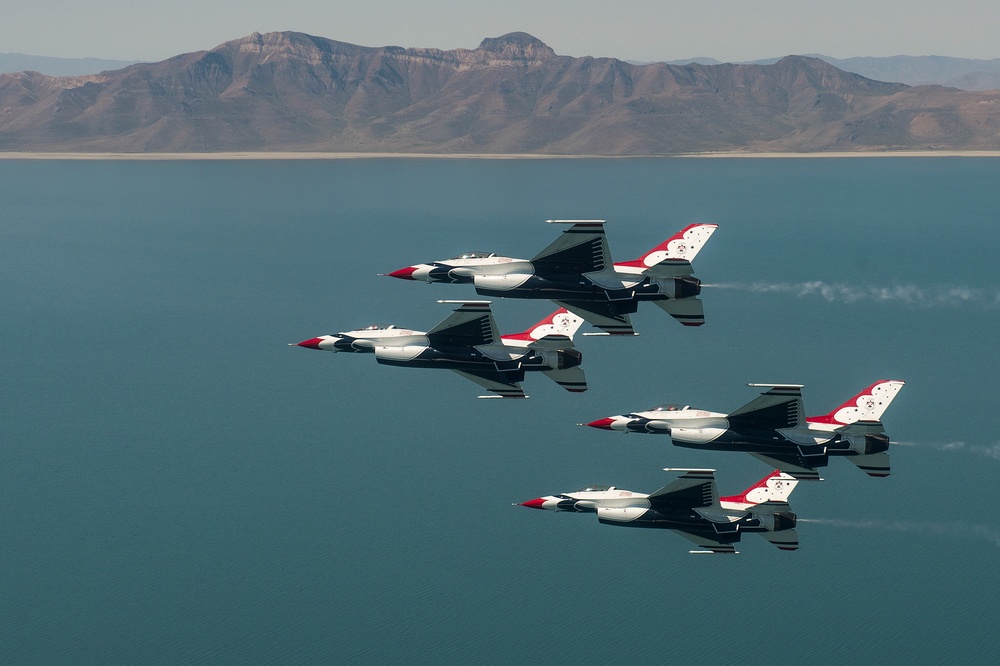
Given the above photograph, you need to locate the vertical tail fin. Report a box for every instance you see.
[501,308,585,346]
[615,223,717,273]
[720,471,799,510]
[807,380,905,426]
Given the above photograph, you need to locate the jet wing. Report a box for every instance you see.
[671,528,739,554]
[554,300,636,336]
[531,220,610,274]
[727,385,804,430]
[451,369,526,398]
[748,453,823,481]
[426,301,500,347]
[647,469,718,509]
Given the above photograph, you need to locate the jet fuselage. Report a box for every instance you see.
[522,487,795,535]
[374,343,582,375]
[472,270,701,307]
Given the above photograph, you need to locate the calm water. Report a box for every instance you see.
[2,157,998,664]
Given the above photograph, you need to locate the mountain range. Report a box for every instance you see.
[659,55,1000,92]
[2,31,999,154]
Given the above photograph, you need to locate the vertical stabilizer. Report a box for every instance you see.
[808,380,905,425]
[720,471,799,510]
[615,223,717,273]
[501,308,584,345]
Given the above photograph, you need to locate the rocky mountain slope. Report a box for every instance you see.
[2,31,998,153]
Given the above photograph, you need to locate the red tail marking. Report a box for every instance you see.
[719,470,781,504]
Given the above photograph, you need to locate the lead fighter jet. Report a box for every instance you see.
[384,220,717,335]
[585,380,905,479]
[293,301,587,398]
[520,469,800,554]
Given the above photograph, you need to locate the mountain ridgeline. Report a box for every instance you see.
[1,31,999,153]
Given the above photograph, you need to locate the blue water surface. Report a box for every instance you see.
[1,156,998,664]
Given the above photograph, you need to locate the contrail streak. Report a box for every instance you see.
[704,281,1000,308]
[798,518,1000,548]
[895,440,1000,460]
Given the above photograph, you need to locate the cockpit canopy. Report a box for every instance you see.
[449,252,496,260]
[572,484,613,492]
[649,404,689,412]
[359,324,396,331]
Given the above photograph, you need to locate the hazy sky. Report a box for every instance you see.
[6,0,1000,62]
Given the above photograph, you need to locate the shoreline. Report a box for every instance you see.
[2,150,1000,160]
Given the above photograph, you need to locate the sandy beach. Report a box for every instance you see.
[2,150,1000,160]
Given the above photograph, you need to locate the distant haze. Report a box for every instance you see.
[2,0,999,63]
[5,50,999,92]
[0,54,139,77]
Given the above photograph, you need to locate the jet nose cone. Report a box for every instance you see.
[519,498,548,510]
[295,337,324,350]
[383,266,418,280]
[585,417,616,430]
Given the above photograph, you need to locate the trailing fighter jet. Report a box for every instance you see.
[585,380,905,479]
[383,220,717,335]
[293,301,587,398]
[519,469,800,554]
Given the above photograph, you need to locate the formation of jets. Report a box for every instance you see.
[292,219,906,553]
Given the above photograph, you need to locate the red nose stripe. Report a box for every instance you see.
[586,417,615,430]
[296,337,324,350]
[385,266,418,280]
[520,498,547,509]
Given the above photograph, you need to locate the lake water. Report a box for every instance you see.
[2,156,998,664]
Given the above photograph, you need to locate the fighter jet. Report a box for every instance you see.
[383,220,717,335]
[293,301,587,398]
[584,380,905,479]
[519,469,800,554]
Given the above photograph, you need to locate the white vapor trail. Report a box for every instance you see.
[895,440,1000,460]
[705,281,1000,308]
[798,518,1000,549]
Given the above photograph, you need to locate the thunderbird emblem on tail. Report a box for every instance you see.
[384,220,717,335]
[585,380,905,479]
[293,301,587,398]
[520,469,800,554]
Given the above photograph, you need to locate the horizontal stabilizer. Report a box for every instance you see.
[451,369,526,398]
[846,451,891,478]
[760,528,799,551]
[749,453,823,481]
[653,297,705,327]
[673,529,738,554]
[542,366,588,393]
